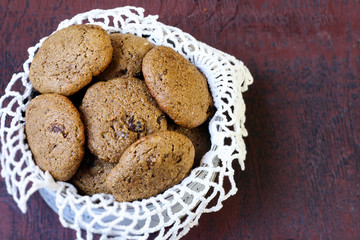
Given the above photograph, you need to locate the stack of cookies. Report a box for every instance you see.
[25,24,213,202]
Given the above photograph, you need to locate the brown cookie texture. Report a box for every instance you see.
[25,94,85,181]
[106,131,195,202]
[167,120,211,167]
[142,46,213,129]
[70,150,116,195]
[79,77,167,163]
[97,33,154,80]
[29,24,113,96]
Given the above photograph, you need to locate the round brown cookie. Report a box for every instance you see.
[79,77,167,163]
[70,150,116,195]
[106,131,195,202]
[167,120,211,167]
[25,94,85,181]
[29,24,113,96]
[97,33,154,80]
[142,46,213,129]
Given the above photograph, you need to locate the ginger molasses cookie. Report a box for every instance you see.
[29,24,113,96]
[80,77,167,163]
[106,131,195,202]
[70,150,116,195]
[25,94,85,181]
[97,33,154,80]
[142,46,213,128]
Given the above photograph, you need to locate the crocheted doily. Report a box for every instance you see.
[0,6,253,240]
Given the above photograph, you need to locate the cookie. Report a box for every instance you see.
[29,24,113,96]
[142,46,213,128]
[168,120,211,166]
[25,94,85,181]
[79,77,167,163]
[97,33,154,80]
[106,131,195,202]
[70,150,116,195]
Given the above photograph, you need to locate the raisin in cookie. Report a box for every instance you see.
[142,46,213,128]
[29,24,113,96]
[106,131,195,202]
[25,94,85,181]
[97,33,154,80]
[80,77,167,163]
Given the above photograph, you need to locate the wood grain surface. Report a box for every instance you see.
[1,1,359,239]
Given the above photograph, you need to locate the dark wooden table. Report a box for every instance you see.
[1,1,359,239]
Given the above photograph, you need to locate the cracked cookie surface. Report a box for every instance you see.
[97,33,154,80]
[79,77,167,163]
[106,131,195,202]
[29,24,113,96]
[142,46,213,128]
[25,94,85,181]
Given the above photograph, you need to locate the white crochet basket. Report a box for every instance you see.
[0,6,253,240]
